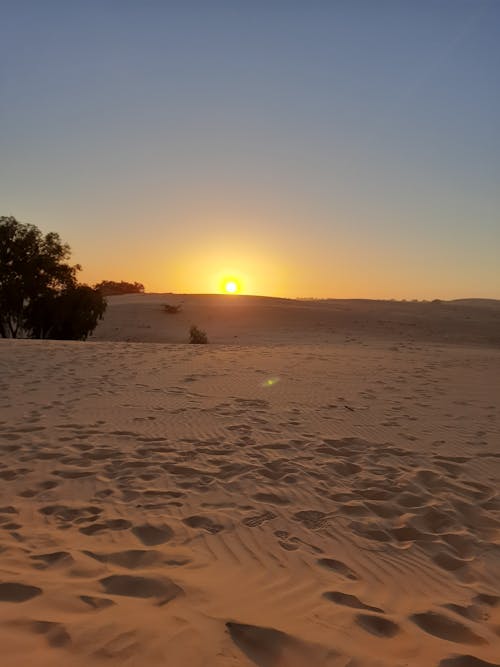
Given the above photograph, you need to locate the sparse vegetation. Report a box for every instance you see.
[189,325,208,344]
[94,280,144,296]
[163,303,182,314]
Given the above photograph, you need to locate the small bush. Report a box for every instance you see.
[189,325,208,344]
[163,303,182,314]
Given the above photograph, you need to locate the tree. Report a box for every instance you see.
[0,216,106,340]
[94,280,145,296]
[25,285,107,340]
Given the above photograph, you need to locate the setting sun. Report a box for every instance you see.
[224,279,239,294]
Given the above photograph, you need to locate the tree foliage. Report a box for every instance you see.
[25,285,107,340]
[94,280,145,296]
[0,216,106,340]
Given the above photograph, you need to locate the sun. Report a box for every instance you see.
[218,274,243,294]
[224,280,238,294]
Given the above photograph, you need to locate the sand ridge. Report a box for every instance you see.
[0,337,499,665]
[91,293,500,347]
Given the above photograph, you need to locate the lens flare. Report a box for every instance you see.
[261,377,280,388]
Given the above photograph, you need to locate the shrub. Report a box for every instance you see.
[189,325,208,344]
[163,303,182,314]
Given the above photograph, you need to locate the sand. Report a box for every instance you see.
[91,294,500,347]
[1,295,499,666]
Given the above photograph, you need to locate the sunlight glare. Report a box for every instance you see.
[224,279,239,294]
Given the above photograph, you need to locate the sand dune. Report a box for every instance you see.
[91,293,500,347]
[1,307,500,665]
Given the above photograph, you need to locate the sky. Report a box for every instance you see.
[1,0,499,299]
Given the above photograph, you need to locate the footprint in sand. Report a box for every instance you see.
[323,591,384,613]
[252,493,290,506]
[18,489,38,498]
[100,574,182,602]
[293,510,329,529]
[0,506,18,515]
[317,558,358,580]
[439,657,500,667]
[39,504,103,523]
[432,552,473,574]
[30,551,74,569]
[226,621,340,667]
[131,523,174,546]
[84,549,163,569]
[38,480,59,490]
[410,611,487,645]
[0,470,20,481]
[355,613,400,638]
[79,595,115,610]
[183,515,223,534]
[27,620,71,648]
[79,519,131,535]
[0,520,22,530]
[52,469,95,479]
[443,603,490,623]
[243,511,277,527]
[0,582,42,602]
[473,594,500,608]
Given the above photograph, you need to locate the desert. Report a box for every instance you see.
[2,2,499,664]
[1,295,499,666]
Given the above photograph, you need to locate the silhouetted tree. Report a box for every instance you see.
[94,280,145,295]
[25,285,107,340]
[0,216,106,339]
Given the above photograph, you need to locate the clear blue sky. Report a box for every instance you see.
[1,1,499,298]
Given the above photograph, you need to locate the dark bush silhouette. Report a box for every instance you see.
[0,216,106,340]
[163,303,182,314]
[26,285,107,340]
[94,280,145,296]
[189,325,208,344]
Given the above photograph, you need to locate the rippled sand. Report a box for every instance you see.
[1,298,499,665]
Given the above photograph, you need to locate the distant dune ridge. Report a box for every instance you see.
[91,293,500,347]
[1,296,500,666]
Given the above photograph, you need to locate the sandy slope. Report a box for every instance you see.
[91,294,500,347]
[1,330,500,665]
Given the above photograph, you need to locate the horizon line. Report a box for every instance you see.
[109,292,500,304]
